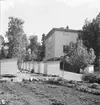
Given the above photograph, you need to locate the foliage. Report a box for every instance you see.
[28,35,38,53]
[28,35,42,61]
[0,35,5,59]
[40,33,46,60]
[31,51,37,61]
[65,40,96,69]
[0,35,5,46]
[5,17,28,57]
[20,50,31,62]
[77,85,100,95]
[44,76,100,95]
[82,73,100,84]
[80,13,100,68]
[82,73,97,83]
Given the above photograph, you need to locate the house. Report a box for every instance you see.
[45,27,81,60]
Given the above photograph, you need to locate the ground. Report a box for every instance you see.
[1,59,100,105]
[0,76,100,105]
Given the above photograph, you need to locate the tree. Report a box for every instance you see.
[80,13,100,69]
[64,41,76,56]
[0,35,5,59]
[18,34,29,56]
[40,33,46,60]
[28,35,40,60]
[5,17,28,57]
[0,35,5,46]
[65,40,96,70]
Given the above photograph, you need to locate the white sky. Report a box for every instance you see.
[0,0,100,42]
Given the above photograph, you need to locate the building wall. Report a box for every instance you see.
[54,31,78,58]
[45,32,55,60]
[20,61,82,81]
[45,30,79,60]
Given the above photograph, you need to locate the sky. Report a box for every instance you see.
[0,0,100,42]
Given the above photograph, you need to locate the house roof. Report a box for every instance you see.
[45,28,82,40]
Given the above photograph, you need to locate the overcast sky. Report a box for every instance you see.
[0,0,100,42]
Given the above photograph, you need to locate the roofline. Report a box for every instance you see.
[45,28,82,40]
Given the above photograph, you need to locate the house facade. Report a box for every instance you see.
[45,27,81,60]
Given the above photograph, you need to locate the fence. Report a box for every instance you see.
[19,61,82,81]
[1,58,82,81]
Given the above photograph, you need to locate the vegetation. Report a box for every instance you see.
[80,13,100,70]
[64,40,96,71]
[82,73,100,84]
[40,33,46,60]
[0,16,46,62]
[43,76,100,95]
[0,35,5,59]
[5,17,28,57]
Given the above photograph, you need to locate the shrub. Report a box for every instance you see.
[77,85,100,95]
[88,83,99,89]
[45,78,62,85]
[64,40,96,70]
[96,75,100,84]
[82,73,97,83]
[82,73,100,84]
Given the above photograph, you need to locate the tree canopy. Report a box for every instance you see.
[81,13,100,57]
[80,13,100,69]
[5,17,28,57]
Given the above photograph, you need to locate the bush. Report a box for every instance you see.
[96,75,100,84]
[82,73,100,84]
[45,77,63,85]
[64,40,96,70]
[88,83,100,89]
[77,85,100,95]
[82,73,97,83]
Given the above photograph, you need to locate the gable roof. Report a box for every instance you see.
[45,28,82,40]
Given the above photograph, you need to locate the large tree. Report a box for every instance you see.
[0,35,5,46]
[0,35,5,59]
[80,13,100,69]
[64,40,96,71]
[28,35,38,54]
[28,35,41,60]
[40,33,45,60]
[5,17,28,57]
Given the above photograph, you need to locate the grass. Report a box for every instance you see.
[0,77,100,105]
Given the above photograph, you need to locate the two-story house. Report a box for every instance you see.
[45,27,81,60]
